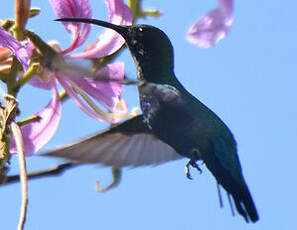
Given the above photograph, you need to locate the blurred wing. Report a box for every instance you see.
[43,115,182,167]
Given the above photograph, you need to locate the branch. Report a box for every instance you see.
[4,161,78,185]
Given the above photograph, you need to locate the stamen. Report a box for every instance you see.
[70,82,134,120]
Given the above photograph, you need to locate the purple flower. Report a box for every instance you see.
[11,0,132,156]
[55,61,128,120]
[0,26,29,70]
[10,80,62,156]
[45,0,132,118]
[49,0,92,53]
[187,0,233,48]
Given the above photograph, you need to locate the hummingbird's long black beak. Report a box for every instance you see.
[55,18,129,39]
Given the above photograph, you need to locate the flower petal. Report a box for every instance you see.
[186,0,233,48]
[56,72,107,121]
[49,0,92,53]
[29,75,54,90]
[10,80,62,156]
[0,26,29,70]
[69,62,125,110]
[68,0,133,59]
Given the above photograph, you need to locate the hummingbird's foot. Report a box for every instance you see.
[190,160,202,175]
[185,160,202,180]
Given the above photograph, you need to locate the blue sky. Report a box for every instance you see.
[0,0,296,229]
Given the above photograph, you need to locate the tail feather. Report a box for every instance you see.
[217,181,259,222]
[232,185,259,222]
[206,137,259,222]
[233,196,249,222]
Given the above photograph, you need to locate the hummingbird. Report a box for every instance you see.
[45,18,259,222]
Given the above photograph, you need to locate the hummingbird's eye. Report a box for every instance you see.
[138,27,143,32]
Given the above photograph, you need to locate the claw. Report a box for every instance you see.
[185,162,193,180]
[191,161,202,174]
[185,159,203,179]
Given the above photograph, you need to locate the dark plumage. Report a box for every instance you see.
[45,18,259,222]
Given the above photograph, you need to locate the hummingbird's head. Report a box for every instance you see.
[56,18,175,83]
[119,24,174,73]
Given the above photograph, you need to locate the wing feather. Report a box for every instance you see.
[43,115,182,167]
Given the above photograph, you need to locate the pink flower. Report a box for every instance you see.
[11,80,62,156]
[11,0,133,156]
[187,0,233,48]
[49,0,92,53]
